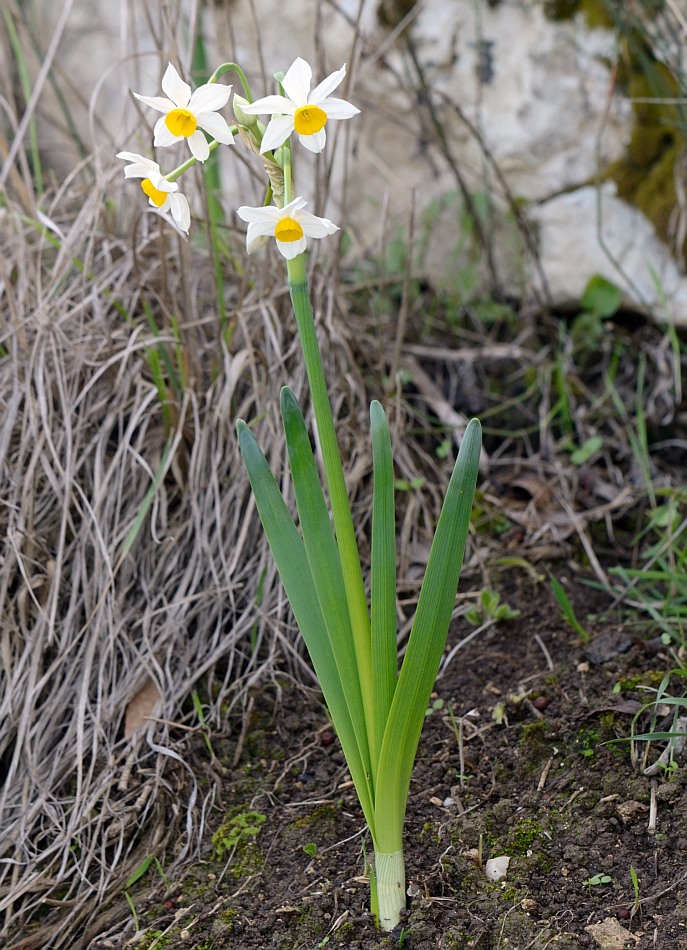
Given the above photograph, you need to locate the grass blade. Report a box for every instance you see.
[375,418,482,851]
[370,400,397,776]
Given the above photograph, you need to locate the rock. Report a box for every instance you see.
[585,916,638,949]
[484,855,510,881]
[530,185,687,326]
[26,0,687,322]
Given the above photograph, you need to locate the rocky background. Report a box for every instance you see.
[26,0,687,320]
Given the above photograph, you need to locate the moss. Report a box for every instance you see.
[211,809,266,879]
[542,0,614,29]
[614,669,668,692]
[518,719,550,752]
[218,908,238,933]
[506,817,545,854]
[289,802,340,830]
[135,932,171,950]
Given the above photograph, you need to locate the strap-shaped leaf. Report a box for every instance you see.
[280,387,373,794]
[237,419,374,827]
[374,418,482,851]
[370,400,397,776]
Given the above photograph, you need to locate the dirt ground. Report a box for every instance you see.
[87,568,687,950]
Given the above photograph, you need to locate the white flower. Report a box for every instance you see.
[236,196,338,259]
[241,57,359,154]
[116,152,191,233]
[133,63,234,162]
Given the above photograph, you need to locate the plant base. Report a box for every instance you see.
[375,849,406,931]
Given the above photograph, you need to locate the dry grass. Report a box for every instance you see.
[0,4,444,944]
[1,1,686,947]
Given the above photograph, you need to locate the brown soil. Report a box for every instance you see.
[89,570,687,950]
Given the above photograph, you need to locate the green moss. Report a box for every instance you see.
[576,725,600,759]
[219,908,238,932]
[211,809,266,879]
[135,931,171,950]
[604,33,687,253]
[518,719,550,752]
[289,802,339,830]
[542,0,614,29]
[614,669,668,692]
[506,817,545,854]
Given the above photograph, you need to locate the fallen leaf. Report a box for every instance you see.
[124,678,162,737]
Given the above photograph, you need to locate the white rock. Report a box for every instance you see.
[530,184,687,325]
[484,855,511,881]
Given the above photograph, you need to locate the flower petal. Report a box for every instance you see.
[162,62,191,108]
[282,57,312,105]
[297,210,339,238]
[134,93,174,115]
[240,94,296,116]
[246,221,272,253]
[310,64,347,103]
[117,152,160,178]
[276,236,307,259]
[188,82,232,115]
[153,119,180,148]
[170,193,191,232]
[148,171,177,193]
[260,115,295,153]
[187,130,210,162]
[319,97,360,119]
[298,128,326,153]
[237,205,281,225]
[281,196,309,215]
[197,112,234,144]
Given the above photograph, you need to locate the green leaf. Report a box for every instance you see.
[370,401,398,773]
[237,419,374,827]
[569,435,604,466]
[549,573,590,643]
[580,274,622,318]
[374,419,481,852]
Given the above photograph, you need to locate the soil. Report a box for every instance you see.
[89,569,687,950]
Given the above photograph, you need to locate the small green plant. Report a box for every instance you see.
[191,690,216,760]
[123,856,167,931]
[549,574,591,643]
[465,589,520,625]
[629,865,640,919]
[583,872,612,889]
[425,697,445,718]
[303,842,317,857]
[608,488,687,652]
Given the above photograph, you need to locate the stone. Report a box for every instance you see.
[25,0,687,322]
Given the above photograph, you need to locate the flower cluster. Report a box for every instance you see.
[117,57,358,256]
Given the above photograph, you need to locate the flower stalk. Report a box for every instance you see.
[286,251,377,766]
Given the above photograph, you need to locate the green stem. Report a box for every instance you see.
[164,136,239,183]
[208,62,253,101]
[286,252,376,775]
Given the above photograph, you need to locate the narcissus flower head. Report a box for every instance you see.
[133,63,234,162]
[116,152,191,233]
[241,57,359,154]
[236,196,338,259]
